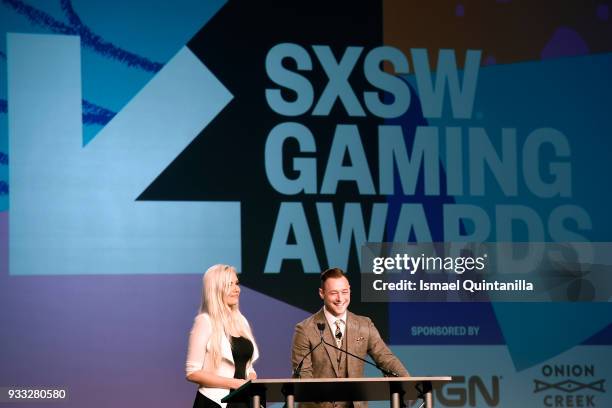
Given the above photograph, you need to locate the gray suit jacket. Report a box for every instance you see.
[291,308,409,408]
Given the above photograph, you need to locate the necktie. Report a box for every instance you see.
[334,320,343,348]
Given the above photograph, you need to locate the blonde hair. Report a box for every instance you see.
[199,264,255,369]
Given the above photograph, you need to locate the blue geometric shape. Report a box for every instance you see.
[1,0,228,169]
[493,303,612,370]
[8,33,239,275]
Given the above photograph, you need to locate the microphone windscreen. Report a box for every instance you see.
[317,323,326,331]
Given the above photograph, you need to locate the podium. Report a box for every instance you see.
[222,377,452,408]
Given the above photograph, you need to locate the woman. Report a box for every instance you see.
[186,264,258,408]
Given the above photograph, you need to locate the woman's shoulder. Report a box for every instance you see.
[239,312,252,326]
[193,312,213,328]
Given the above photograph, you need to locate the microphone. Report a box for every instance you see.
[293,323,326,378]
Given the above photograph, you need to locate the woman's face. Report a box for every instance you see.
[223,271,241,307]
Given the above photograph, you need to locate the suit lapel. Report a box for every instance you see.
[315,308,340,377]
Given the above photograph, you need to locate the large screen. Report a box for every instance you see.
[1,1,611,407]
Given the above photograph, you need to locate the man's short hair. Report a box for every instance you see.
[320,267,347,288]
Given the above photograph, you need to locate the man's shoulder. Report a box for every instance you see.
[347,310,372,324]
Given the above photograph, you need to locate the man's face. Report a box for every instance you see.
[319,276,351,317]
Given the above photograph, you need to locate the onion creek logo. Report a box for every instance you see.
[534,364,605,407]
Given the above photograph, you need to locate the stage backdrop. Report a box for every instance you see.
[1,1,611,407]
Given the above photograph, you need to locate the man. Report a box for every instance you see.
[291,267,410,408]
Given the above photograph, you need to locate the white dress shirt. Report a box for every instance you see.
[323,307,347,343]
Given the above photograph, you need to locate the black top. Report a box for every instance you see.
[231,336,254,380]
[192,336,254,408]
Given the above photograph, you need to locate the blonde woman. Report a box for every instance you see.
[186,264,259,408]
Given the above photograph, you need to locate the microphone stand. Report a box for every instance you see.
[320,336,400,378]
[293,324,326,378]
